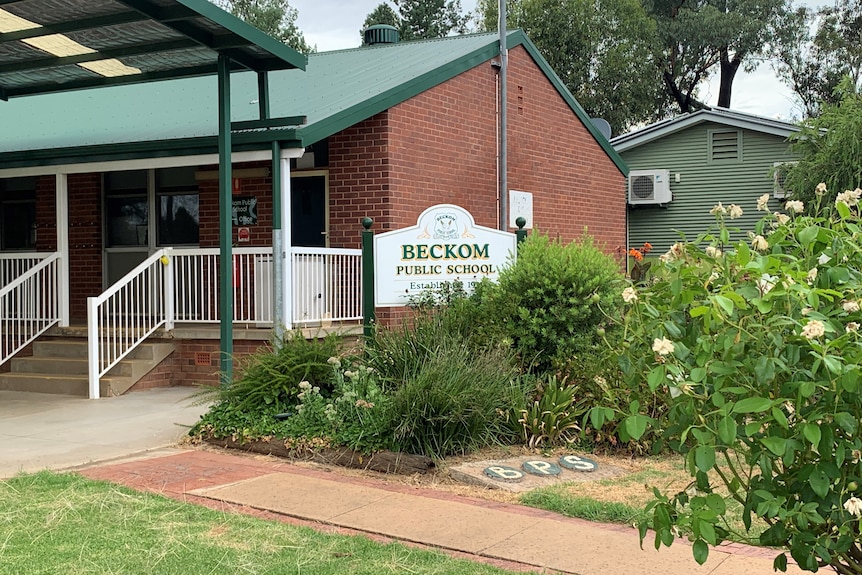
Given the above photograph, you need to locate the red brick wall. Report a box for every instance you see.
[505,46,626,251]
[327,47,625,252]
[67,173,103,321]
[197,161,274,248]
[35,175,57,252]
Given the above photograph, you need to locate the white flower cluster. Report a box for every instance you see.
[801,320,826,340]
[785,200,805,214]
[652,337,675,356]
[836,188,862,208]
[622,286,638,303]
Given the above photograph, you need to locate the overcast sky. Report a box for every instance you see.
[288,0,805,123]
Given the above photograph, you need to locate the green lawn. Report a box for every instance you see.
[0,471,525,575]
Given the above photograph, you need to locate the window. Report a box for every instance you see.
[156,167,199,246]
[0,177,37,251]
[709,130,742,162]
[104,170,148,247]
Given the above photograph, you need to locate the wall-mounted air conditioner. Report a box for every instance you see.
[628,170,671,205]
[773,161,796,199]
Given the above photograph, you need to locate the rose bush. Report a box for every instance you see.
[604,186,862,572]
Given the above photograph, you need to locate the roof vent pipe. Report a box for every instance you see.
[364,24,400,45]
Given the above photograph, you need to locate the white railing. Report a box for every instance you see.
[0,252,53,288]
[0,253,61,368]
[87,249,173,399]
[292,247,363,325]
[170,247,362,326]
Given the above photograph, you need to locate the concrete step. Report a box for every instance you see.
[3,339,175,397]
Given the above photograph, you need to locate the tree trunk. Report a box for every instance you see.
[717,49,742,108]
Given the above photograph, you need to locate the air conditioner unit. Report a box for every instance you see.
[628,170,671,205]
[773,161,796,199]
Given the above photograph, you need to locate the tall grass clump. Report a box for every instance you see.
[388,341,524,459]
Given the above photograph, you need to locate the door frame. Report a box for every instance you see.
[291,170,329,248]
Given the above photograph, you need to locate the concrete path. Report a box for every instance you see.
[1,389,805,575]
[0,387,207,477]
[80,449,804,575]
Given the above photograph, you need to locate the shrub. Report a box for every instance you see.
[490,231,623,372]
[509,375,585,448]
[610,190,862,572]
[364,280,507,389]
[388,341,523,459]
[220,331,341,411]
[282,360,395,454]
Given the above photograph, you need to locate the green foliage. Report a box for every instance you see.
[388,342,523,459]
[220,332,340,411]
[785,81,862,206]
[284,361,395,454]
[509,375,585,448]
[490,231,623,373]
[611,192,862,572]
[392,0,469,41]
[477,0,664,133]
[772,0,862,118]
[217,0,314,52]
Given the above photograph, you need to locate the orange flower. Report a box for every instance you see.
[642,242,653,254]
[629,248,644,262]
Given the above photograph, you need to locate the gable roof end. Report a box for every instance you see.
[611,107,800,153]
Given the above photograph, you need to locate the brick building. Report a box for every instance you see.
[0,28,627,396]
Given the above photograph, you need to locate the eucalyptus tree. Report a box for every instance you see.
[217,0,313,52]
[772,0,862,118]
[477,0,666,134]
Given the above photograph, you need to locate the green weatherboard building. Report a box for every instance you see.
[611,108,800,254]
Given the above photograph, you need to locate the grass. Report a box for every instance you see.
[517,454,766,545]
[0,471,525,575]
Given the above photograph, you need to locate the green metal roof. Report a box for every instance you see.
[0,29,626,174]
[0,0,306,100]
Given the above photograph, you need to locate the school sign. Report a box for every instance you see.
[373,205,517,307]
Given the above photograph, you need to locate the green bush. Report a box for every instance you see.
[220,331,341,411]
[284,360,395,454]
[388,341,524,459]
[490,231,623,372]
[364,281,507,389]
[610,191,862,572]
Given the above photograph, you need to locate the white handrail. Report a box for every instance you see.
[87,248,173,399]
[0,253,61,368]
[0,252,53,288]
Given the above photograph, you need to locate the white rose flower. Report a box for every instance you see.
[652,337,675,356]
[705,245,722,259]
[728,204,743,219]
[846,322,860,333]
[757,193,771,212]
[757,274,777,296]
[785,200,805,213]
[801,320,826,340]
[622,286,638,303]
[843,300,860,313]
[844,496,862,518]
[751,235,769,252]
[774,212,790,226]
[807,267,818,285]
[710,202,727,216]
[815,182,827,196]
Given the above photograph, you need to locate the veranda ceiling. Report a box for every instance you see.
[0,0,306,100]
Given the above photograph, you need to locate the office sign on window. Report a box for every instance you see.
[373,204,516,307]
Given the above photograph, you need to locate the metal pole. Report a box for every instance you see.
[361,217,375,338]
[499,0,508,232]
[218,54,234,384]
